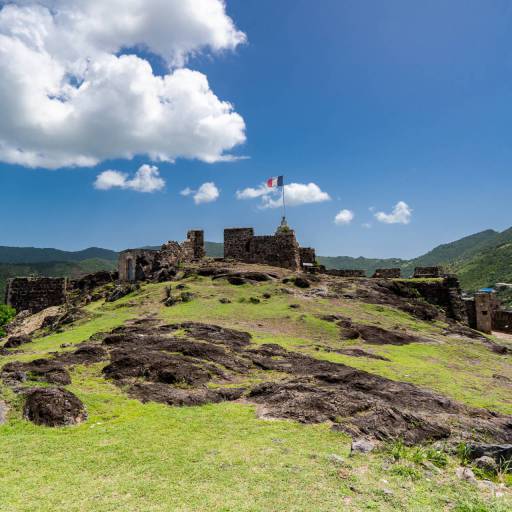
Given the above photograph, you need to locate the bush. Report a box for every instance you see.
[0,304,16,337]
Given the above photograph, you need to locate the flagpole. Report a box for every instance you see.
[282,175,286,222]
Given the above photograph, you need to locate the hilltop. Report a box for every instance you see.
[0,259,511,511]
[1,226,512,305]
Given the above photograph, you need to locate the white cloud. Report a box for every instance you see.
[236,182,331,209]
[236,184,271,200]
[94,164,165,193]
[0,1,246,169]
[362,222,372,229]
[334,209,354,225]
[94,170,128,190]
[375,201,412,224]
[193,182,219,204]
[180,181,219,204]
[180,187,194,196]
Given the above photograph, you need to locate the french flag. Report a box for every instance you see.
[267,175,284,188]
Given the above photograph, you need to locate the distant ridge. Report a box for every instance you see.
[0,246,118,264]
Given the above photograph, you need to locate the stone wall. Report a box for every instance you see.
[223,227,305,270]
[465,299,477,329]
[493,310,512,334]
[119,230,205,282]
[474,292,493,334]
[181,230,205,260]
[118,249,158,282]
[413,266,445,278]
[299,247,316,266]
[466,292,512,333]
[398,276,468,323]
[372,268,401,279]
[224,228,254,261]
[5,277,67,313]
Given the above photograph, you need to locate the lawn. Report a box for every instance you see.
[0,273,511,511]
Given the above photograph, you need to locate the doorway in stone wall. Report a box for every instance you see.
[127,259,135,282]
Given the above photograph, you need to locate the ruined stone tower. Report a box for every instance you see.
[223,224,315,271]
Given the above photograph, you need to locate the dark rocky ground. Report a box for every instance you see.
[3,317,511,445]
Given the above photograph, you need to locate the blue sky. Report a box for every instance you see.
[1,0,511,258]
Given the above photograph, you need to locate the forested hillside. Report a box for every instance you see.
[0,246,118,264]
[0,259,116,304]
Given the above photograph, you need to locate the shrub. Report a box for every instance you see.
[0,304,16,337]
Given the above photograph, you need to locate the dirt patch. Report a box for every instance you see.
[356,324,432,346]
[104,350,217,385]
[337,319,432,346]
[245,344,512,445]
[23,387,87,427]
[3,334,32,349]
[128,383,245,406]
[5,316,511,444]
[212,271,276,283]
[329,347,391,361]
[57,344,109,365]
[4,306,61,338]
[2,359,71,386]
[41,308,89,332]
[1,342,108,388]
[100,323,255,394]
[165,322,252,349]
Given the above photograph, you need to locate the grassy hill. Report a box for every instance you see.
[2,226,512,296]
[0,263,510,510]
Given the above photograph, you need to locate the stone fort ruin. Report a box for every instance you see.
[5,277,68,314]
[223,222,316,271]
[119,230,205,282]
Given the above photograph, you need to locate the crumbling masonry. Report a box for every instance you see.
[223,226,316,271]
[118,230,205,282]
[5,277,67,313]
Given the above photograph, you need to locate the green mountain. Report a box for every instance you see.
[453,238,512,291]
[205,241,224,258]
[317,227,512,292]
[401,229,500,276]
[317,256,407,276]
[0,246,118,264]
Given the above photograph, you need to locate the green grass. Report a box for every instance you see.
[1,274,511,510]
[1,363,507,511]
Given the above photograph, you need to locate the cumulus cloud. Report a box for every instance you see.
[180,187,194,197]
[334,209,354,225]
[235,184,271,200]
[94,164,165,192]
[181,182,220,204]
[194,182,220,204]
[375,201,412,224]
[236,182,331,209]
[0,1,246,168]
